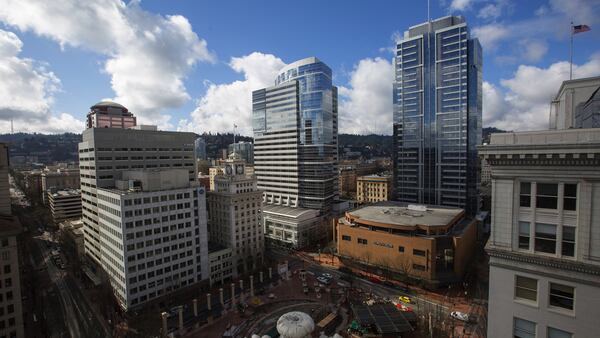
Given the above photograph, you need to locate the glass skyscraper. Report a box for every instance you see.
[253,57,338,212]
[393,16,482,214]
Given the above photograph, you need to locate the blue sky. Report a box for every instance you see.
[0,0,599,135]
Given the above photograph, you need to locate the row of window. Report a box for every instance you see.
[514,317,572,338]
[518,222,575,257]
[515,275,574,311]
[520,182,577,210]
[80,147,193,153]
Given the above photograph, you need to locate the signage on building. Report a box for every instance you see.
[374,241,393,248]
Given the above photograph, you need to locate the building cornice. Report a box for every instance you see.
[486,247,600,276]
[481,153,600,167]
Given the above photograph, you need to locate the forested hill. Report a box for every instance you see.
[0,129,505,164]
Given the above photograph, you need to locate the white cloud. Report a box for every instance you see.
[450,0,473,11]
[0,29,83,133]
[0,0,214,126]
[472,24,510,51]
[519,39,548,63]
[473,0,600,51]
[478,3,502,19]
[338,57,394,135]
[484,53,600,131]
[184,52,285,135]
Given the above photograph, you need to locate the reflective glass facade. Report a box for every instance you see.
[393,16,482,214]
[253,57,338,212]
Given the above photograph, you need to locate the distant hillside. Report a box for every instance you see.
[482,127,509,144]
[0,132,252,163]
[339,134,392,158]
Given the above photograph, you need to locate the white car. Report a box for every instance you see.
[316,276,331,285]
[321,273,333,279]
[450,311,469,322]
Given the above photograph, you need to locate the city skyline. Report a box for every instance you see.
[0,0,599,135]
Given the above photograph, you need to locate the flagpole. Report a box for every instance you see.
[570,21,573,80]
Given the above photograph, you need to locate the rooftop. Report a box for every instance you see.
[208,241,230,254]
[91,100,128,111]
[482,128,600,148]
[50,189,81,197]
[262,204,320,219]
[347,202,464,227]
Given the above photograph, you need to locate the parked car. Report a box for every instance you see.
[398,295,412,304]
[316,276,331,285]
[450,311,469,322]
[321,273,333,279]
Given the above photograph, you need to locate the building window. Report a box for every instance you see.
[515,275,537,302]
[357,238,368,245]
[562,226,575,257]
[549,283,574,311]
[536,183,558,209]
[535,223,557,254]
[398,246,405,253]
[413,249,426,257]
[563,184,577,211]
[520,182,531,207]
[513,317,536,338]
[519,221,530,250]
[342,235,351,241]
[547,327,572,338]
[412,264,426,271]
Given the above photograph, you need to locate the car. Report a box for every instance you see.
[321,273,333,279]
[316,276,331,285]
[398,295,412,304]
[369,277,382,284]
[450,311,469,322]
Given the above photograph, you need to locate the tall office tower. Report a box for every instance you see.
[207,153,263,276]
[393,16,482,215]
[0,143,24,338]
[86,101,137,129]
[195,137,207,161]
[252,57,338,212]
[228,141,254,165]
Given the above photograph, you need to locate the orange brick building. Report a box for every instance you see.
[336,202,478,286]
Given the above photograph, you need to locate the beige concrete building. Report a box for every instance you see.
[356,175,392,203]
[263,205,327,249]
[207,154,263,276]
[41,168,80,204]
[550,76,600,130]
[482,78,600,338]
[59,219,85,260]
[48,189,82,224]
[481,128,600,338]
[209,167,223,191]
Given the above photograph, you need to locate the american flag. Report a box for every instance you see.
[573,24,591,34]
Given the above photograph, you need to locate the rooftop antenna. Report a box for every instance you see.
[10,118,13,134]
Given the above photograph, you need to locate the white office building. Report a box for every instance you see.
[95,169,208,309]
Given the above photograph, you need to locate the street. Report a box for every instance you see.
[29,228,111,338]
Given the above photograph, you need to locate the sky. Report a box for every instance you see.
[0,0,599,136]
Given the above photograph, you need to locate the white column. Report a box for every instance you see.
[206,293,212,311]
[178,306,184,331]
[161,312,169,337]
[192,298,198,317]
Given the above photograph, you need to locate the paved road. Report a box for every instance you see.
[34,236,111,338]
